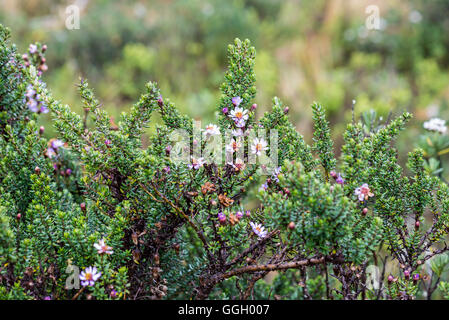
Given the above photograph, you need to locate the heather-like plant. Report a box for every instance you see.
[1,23,449,300]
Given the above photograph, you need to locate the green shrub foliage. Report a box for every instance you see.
[1,24,449,300]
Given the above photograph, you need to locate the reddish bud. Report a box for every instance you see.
[16,213,22,220]
[165,145,171,156]
[415,221,420,229]
[39,126,45,135]
[288,222,295,230]
[387,275,394,283]
[362,208,368,216]
[80,202,86,212]
[34,166,41,174]
[404,270,410,279]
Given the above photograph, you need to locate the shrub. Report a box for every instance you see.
[1,23,449,300]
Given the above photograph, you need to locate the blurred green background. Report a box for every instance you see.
[1,0,449,173]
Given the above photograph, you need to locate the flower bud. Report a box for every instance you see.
[251,104,257,111]
[362,208,368,216]
[39,126,45,135]
[283,107,289,114]
[65,168,72,176]
[330,171,337,178]
[387,275,394,283]
[236,211,243,219]
[288,222,295,230]
[218,212,226,224]
[42,44,47,52]
[34,166,41,174]
[165,145,171,156]
[415,221,420,229]
[110,290,118,299]
[222,107,228,114]
[413,274,420,282]
[404,270,410,279]
[16,213,22,220]
[80,202,86,212]
[245,210,251,217]
[157,96,163,106]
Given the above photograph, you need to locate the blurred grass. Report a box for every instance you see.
[1,0,449,174]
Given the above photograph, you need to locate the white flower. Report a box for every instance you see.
[423,118,447,134]
[251,138,268,156]
[94,239,113,255]
[226,139,242,154]
[228,158,245,172]
[229,107,249,126]
[232,129,244,137]
[189,156,205,170]
[79,266,101,287]
[203,124,220,137]
[250,222,267,238]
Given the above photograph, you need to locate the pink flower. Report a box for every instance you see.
[79,266,101,287]
[94,239,113,255]
[354,183,374,202]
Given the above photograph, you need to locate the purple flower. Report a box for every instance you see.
[218,212,226,224]
[105,139,112,146]
[29,44,37,54]
[272,166,281,182]
[336,174,345,185]
[259,182,268,192]
[39,104,49,114]
[43,296,52,300]
[232,96,242,107]
[163,166,170,174]
[413,274,420,281]
[236,211,243,219]
[51,139,64,150]
[27,99,39,112]
[222,107,228,114]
